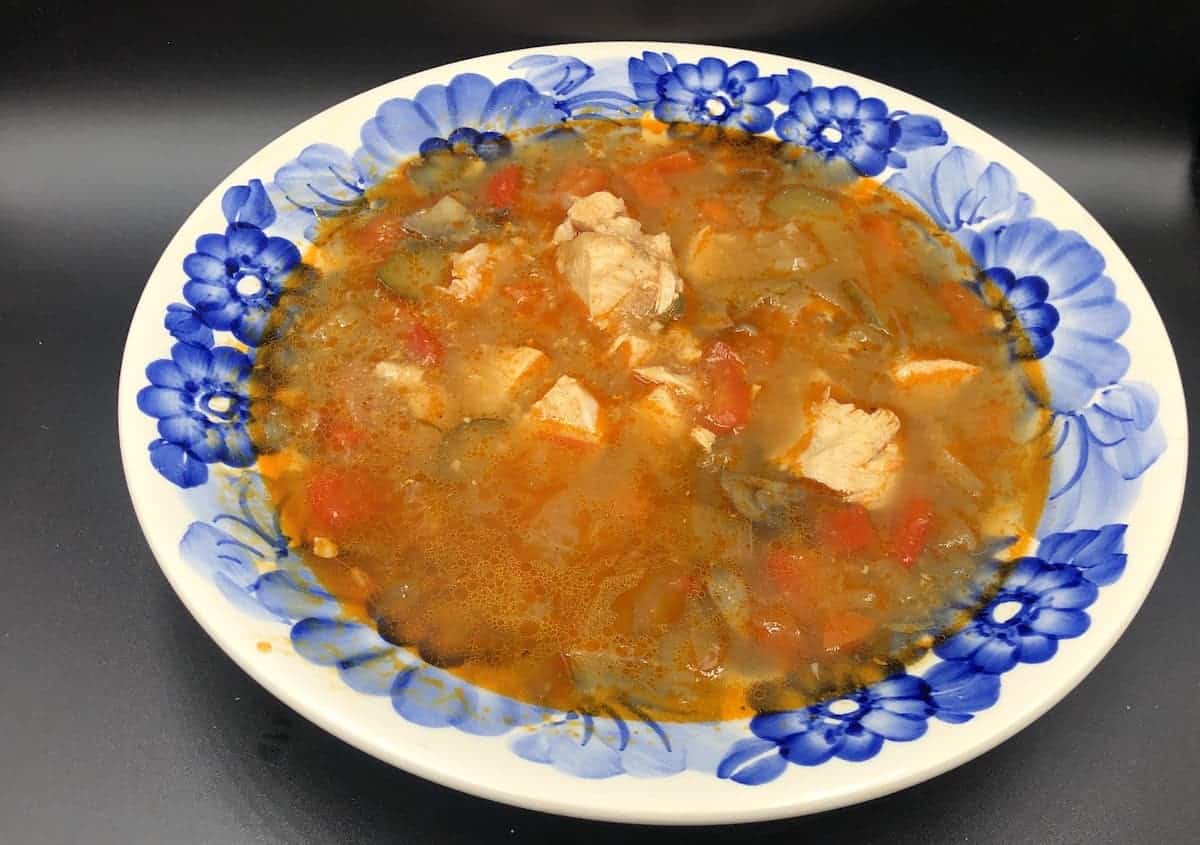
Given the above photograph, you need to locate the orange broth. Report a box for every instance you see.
[249,120,1052,721]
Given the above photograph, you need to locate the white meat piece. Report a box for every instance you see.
[608,333,655,366]
[659,325,703,364]
[690,426,717,452]
[632,385,690,441]
[773,397,902,508]
[374,361,454,428]
[447,242,492,302]
[528,375,603,443]
[632,366,701,399]
[891,358,981,386]
[554,191,684,322]
[461,345,549,417]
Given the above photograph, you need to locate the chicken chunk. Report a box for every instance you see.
[528,375,604,443]
[631,385,690,442]
[891,358,981,387]
[554,191,683,324]
[772,397,902,508]
[632,366,701,398]
[374,361,456,428]
[461,345,550,418]
[446,242,492,302]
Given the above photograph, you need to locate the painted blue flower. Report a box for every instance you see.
[745,663,998,769]
[630,53,778,133]
[354,73,567,181]
[966,218,1131,413]
[181,220,300,347]
[137,342,255,487]
[775,85,947,176]
[886,145,1033,232]
[1037,524,1127,586]
[973,266,1060,360]
[935,556,1098,673]
[1040,383,1166,533]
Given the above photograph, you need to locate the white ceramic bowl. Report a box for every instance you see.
[118,42,1187,824]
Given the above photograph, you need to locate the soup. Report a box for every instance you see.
[250,118,1052,722]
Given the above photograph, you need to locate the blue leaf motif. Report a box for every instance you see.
[274,143,366,217]
[164,303,214,348]
[251,570,340,621]
[290,618,392,665]
[221,178,276,228]
[510,54,594,97]
[716,737,787,785]
[886,145,1032,232]
[1041,383,1165,533]
[628,51,678,103]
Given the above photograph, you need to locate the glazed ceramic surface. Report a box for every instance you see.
[118,43,1186,823]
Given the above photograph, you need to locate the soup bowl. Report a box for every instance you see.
[117,42,1186,824]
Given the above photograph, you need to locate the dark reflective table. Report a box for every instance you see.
[2,2,1197,842]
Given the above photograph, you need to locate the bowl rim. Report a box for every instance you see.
[117,40,1188,824]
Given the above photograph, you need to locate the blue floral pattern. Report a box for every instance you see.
[133,49,1171,787]
[354,73,567,182]
[721,525,1126,783]
[630,53,778,132]
[774,83,948,175]
[137,342,255,487]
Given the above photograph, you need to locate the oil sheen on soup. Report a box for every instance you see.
[250,117,1053,723]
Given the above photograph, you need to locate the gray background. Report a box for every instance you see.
[2,1,1197,842]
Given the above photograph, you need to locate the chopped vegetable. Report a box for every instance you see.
[766,185,836,218]
[890,494,934,567]
[839,278,889,335]
[405,322,443,366]
[702,341,752,433]
[818,504,877,555]
[719,471,812,526]
[436,418,508,481]
[376,239,450,299]
[822,610,875,652]
[484,164,524,208]
[305,468,380,532]
[556,165,609,198]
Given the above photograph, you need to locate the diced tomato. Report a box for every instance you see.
[818,505,877,555]
[650,150,701,174]
[347,212,408,256]
[405,321,443,366]
[625,167,672,206]
[765,546,818,609]
[890,494,934,568]
[613,572,696,634]
[625,150,701,207]
[822,610,875,652]
[555,165,609,199]
[748,604,812,662]
[702,341,752,433]
[484,164,523,208]
[699,198,738,227]
[323,419,366,451]
[305,468,380,533]
[937,281,991,334]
